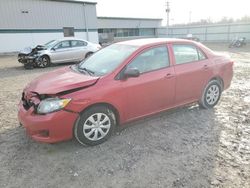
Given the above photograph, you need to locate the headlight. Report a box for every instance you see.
[37,98,71,114]
[30,53,38,57]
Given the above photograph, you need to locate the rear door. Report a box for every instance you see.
[71,40,88,61]
[122,45,176,121]
[171,43,212,104]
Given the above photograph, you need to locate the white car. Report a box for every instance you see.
[18,38,101,68]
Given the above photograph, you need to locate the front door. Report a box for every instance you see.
[122,45,176,121]
[50,40,74,63]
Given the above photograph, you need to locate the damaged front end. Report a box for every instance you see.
[19,90,78,143]
[18,65,101,143]
[18,45,46,69]
[21,91,71,115]
[21,91,47,112]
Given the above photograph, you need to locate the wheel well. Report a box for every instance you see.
[85,52,93,58]
[41,54,50,62]
[80,103,120,125]
[210,77,224,89]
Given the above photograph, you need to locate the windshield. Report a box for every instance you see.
[44,40,58,49]
[78,44,139,76]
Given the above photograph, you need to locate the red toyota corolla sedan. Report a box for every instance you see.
[18,38,233,145]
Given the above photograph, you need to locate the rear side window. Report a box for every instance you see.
[173,44,206,65]
[127,46,169,74]
[71,40,87,47]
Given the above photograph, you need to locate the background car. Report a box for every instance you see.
[18,38,101,69]
[18,38,233,146]
[182,33,200,42]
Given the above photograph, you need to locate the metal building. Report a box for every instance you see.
[0,0,163,53]
[98,17,162,43]
[0,0,98,53]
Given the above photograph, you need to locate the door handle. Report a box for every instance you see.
[203,64,209,70]
[165,73,174,79]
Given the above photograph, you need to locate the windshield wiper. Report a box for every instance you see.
[78,66,95,75]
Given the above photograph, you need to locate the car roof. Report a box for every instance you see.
[57,37,87,42]
[117,38,195,47]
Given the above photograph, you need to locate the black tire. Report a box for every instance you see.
[236,41,241,47]
[24,63,34,69]
[74,106,116,146]
[199,80,222,109]
[36,55,50,68]
[85,52,93,59]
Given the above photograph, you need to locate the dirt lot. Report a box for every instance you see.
[0,44,249,188]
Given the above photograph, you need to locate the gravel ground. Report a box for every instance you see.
[0,45,249,188]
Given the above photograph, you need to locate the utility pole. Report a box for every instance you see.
[82,3,89,40]
[189,11,192,24]
[165,1,170,36]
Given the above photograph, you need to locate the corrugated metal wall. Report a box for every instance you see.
[0,0,97,30]
[97,17,162,29]
[157,23,250,42]
[0,0,99,52]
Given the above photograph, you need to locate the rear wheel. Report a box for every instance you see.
[85,52,93,59]
[199,80,222,109]
[74,106,116,146]
[36,55,50,68]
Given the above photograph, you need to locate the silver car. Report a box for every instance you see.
[18,38,101,68]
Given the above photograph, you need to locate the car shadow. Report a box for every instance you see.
[0,104,222,187]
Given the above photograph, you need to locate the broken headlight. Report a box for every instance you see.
[37,98,71,114]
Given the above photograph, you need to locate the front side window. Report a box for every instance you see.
[54,41,71,49]
[127,46,169,74]
[173,44,206,65]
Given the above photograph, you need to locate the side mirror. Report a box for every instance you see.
[123,67,140,78]
[51,47,56,51]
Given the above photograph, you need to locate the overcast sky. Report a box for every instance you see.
[91,0,250,25]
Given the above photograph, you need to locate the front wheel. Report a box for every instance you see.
[36,55,50,68]
[74,106,116,146]
[199,80,222,109]
[24,62,34,69]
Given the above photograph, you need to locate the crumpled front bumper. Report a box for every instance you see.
[18,55,37,64]
[18,101,79,143]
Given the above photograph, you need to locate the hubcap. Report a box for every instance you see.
[38,57,48,67]
[206,84,220,105]
[83,113,111,141]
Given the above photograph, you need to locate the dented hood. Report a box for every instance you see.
[25,66,99,95]
[19,47,33,55]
